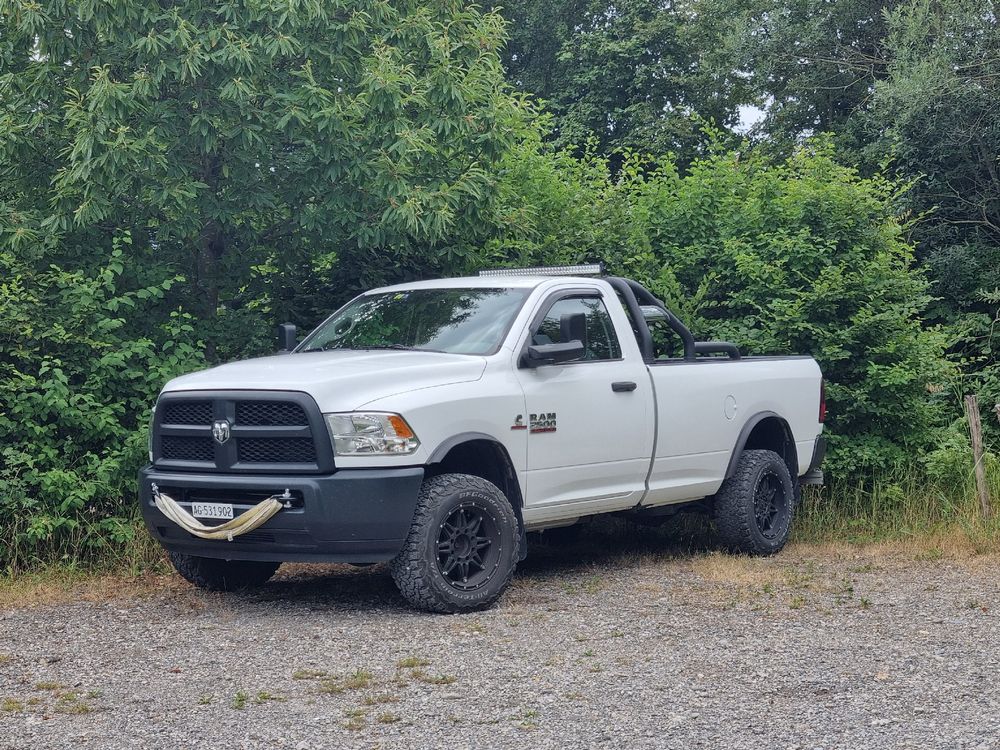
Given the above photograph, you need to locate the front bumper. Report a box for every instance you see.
[139,466,424,563]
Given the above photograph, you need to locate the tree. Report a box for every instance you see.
[876,0,1000,292]
[875,0,1000,438]
[0,0,528,356]
[719,0,892,161]
[492,0,749,163]
[0,0,529,568]
[0,237,205,571]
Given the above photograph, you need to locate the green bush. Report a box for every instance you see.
[488,136,953,476]
[0,236,204,572]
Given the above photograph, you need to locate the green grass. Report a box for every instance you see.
[292,668,328,680]
[794,464,1000,551]
[343,670,373,690]
[362,692,400,706]
[396,656,430,669]
[2,517,164,579]
[54,692,93,715]
[410,670,456,685]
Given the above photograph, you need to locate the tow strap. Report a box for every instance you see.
[151,483,287,542]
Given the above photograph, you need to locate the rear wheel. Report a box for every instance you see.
[390,473,520,613]
[168,552,279,592]
[713,449,794,555]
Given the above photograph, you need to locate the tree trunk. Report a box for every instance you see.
[195,156,226,360]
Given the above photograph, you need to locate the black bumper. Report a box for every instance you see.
[139,466,424,563]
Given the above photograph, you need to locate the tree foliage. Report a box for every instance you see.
[0,235,205,570]
[720,0,891,159]
[488,134,952,475]
[493,0,748,162]
[875,0,1000,418]
[0,0,528,356]
[495,0,999,435]
[0,0,530,569]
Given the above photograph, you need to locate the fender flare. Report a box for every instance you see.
[426,432,528,561]
[427,432,505,464]
[723,411,797,480]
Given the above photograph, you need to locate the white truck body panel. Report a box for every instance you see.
[159,274,824,530]
[643,356,822,505]
[162,350,487,413]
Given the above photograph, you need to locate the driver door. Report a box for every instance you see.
[514,291,653,515]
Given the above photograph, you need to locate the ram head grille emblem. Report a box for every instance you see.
[212,420,231,445]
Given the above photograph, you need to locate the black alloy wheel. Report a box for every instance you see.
[753,469,787,540]
[391,473,520,613]
[436,503,502,591]
[713,449,795,556]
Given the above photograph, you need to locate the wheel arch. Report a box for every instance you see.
[425,434,526,554]
[724,412,798,483]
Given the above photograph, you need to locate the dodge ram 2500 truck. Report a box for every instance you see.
[140,264,825,613]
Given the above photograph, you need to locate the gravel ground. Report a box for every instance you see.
[2,522,999,750]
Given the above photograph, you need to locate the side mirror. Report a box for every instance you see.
[524,340,585,368]
[277,322,297,353]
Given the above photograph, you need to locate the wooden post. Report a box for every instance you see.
[964,395,992,519]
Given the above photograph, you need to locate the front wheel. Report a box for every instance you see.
[713,449,795,556]
[168,552,280,592]
[390,473,520,613]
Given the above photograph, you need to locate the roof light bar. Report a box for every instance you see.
[479,263,605,278]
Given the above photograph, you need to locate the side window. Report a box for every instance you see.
[531,296,622,361]
[649,318,685,360]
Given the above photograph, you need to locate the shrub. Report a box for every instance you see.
[0,237,204,572]
[488,137,953,476]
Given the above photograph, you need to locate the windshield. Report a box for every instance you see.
[299,287,530,356]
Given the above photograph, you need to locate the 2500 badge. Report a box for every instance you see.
[510,413,557,433]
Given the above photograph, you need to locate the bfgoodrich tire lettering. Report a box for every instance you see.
[713,449,795,556]
[168,552,279,592]
[390,473,520,614]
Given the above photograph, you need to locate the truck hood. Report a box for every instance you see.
[161,350,488,412]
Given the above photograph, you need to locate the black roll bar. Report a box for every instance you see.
[607,277,697,361]
[604,277,656,361]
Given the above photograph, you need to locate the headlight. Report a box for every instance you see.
[325,413,420,456]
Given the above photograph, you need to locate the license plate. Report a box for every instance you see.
[191,502,234,520]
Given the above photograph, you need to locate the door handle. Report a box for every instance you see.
[612,381,637,393]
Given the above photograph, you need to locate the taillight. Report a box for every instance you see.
[819,379,826,423]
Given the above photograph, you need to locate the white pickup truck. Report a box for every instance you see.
[140,265,825,612]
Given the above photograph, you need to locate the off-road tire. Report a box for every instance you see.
[168,552,280,592]
[390,473,520,614]
[713,449,795,556]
